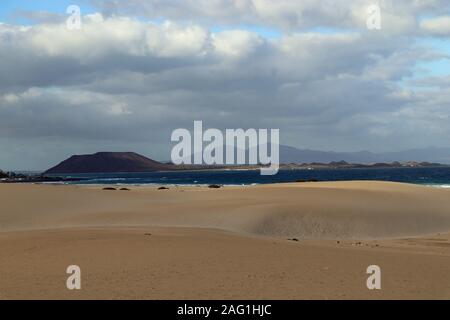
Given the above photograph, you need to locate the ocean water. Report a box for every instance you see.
[55,167,450,188]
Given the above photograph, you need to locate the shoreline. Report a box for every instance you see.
[35,181,450,189]
[4,165,450,190]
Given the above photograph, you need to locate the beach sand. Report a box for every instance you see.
[0,181,449,299]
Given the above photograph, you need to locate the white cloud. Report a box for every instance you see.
[420,16,450,36]
[212,30,263,57]
[90,0,450,33]
[1,2,450,169]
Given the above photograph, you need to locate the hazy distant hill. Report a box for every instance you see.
[45,152,173,174]
[44,146,450,174]
[280,145,450,164]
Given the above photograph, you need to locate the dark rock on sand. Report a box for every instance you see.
[0,170,8,179]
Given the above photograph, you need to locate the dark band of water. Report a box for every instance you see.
[55,167,450,187]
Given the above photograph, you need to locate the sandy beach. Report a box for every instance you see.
[1,181,450,299]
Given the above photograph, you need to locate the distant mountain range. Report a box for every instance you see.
[280,145,450,164]
[43,146,450,174]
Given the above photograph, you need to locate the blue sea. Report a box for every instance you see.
[54,167,450,188]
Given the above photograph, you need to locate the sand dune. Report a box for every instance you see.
[1,181,450,299]
[1,181,450,239]
[1,227,449,300]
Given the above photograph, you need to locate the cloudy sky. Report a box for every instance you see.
[1,0,450,170]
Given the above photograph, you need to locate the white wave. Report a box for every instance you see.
[425,184,450,189]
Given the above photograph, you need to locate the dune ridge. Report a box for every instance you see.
[1,181,450,239]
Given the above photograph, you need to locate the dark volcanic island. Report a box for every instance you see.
[45,152,173,174]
